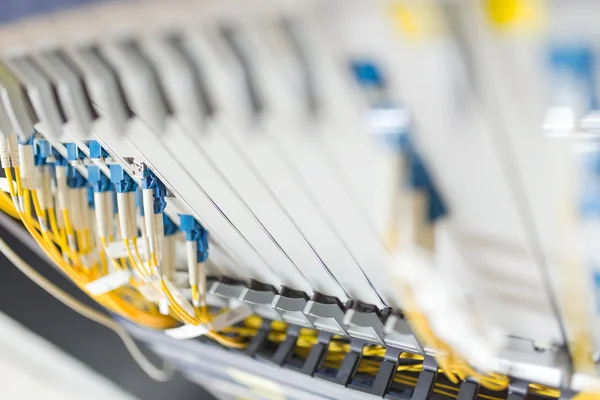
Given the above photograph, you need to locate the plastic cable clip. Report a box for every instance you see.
[209,303,253,332]
[164,324,209,340]
[85,270,131,295]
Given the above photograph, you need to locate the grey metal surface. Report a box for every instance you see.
[383,315,424,354]
[304,299,347,335]
[122,318,384,400]
[272,294,314,328]
[343,308,385,344]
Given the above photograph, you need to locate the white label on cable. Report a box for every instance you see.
[105,238,148,259]
[137,282,163,303]
[159,298,170,315]
[164,323,209,340]
[209,304,253,332]
[164,278,196,317]
[85,270,131,295]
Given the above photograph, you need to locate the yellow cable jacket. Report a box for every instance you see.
[0,232,174,381]
[6,171,175,329]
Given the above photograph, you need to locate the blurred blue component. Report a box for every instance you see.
[66,143,84,161]
[37,139,52,158]
[18,133,35,145]
[403,137,448,223]
[33,140,51,166]
[593,269,600,313]
[370,104,410,132]
[579,150,600,218]
[350,60,384,88]
[87,186,95,209]
[549,44,597,110]
[53,149,69,166]
[87,165,111,192]
[179,214,209,262]
[163,214,179,236]
[0,0,110,25]
[179,214,197,241]
[550,45,594,77]
[383,133,409,151]
[66,165,87,188]
[369,104,410,151]
[197,229,209,263]
[141,169,167,214]
[109,164,136,193]
[112,189,118,214]
[88,140,109,159]
[136,188,144,217]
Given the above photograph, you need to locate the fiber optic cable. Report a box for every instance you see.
[110,164,150,278]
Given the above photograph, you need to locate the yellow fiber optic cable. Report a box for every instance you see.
[124,238,147,279]
[6,168,174,329]
[133,237,151,276]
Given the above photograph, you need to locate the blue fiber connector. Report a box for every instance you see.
[350,60,385,89]
[109,164,137,193]
[66,165,87,189]
[179,215,198,241]
[87,165,111,193]
[53,149,69,167]
[351,59,448,222]
[33,139,51,166]
[179,214,209,262]
[65,143,85,162]
[549,44,597,111]
[141,169,167,214]
[163,214,178,236]
[18,134,35,146]
[88,140,109,159]
[403,137,448,223]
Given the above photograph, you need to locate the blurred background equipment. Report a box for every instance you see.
[3,0,600,399]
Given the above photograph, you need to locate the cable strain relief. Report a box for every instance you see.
[9,134,19,168]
